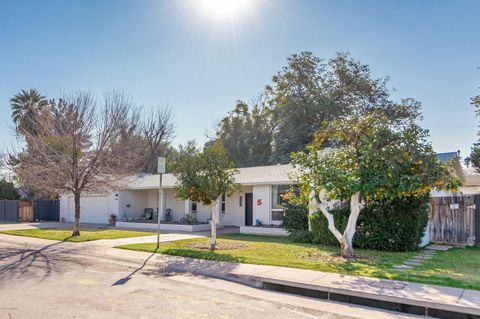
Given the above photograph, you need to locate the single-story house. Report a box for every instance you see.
[59,151,467,234]
[59,164,296,230]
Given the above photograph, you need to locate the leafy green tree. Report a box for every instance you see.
[164,140,200,173]
[293,114,457,257]
[173,141,239,251]
[214,97,275,167]
[268,52,421,163]
[0,179,20,200]
[466,93,480,170]
[10,89,49,136]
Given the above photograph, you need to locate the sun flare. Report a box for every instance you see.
[195,0,256,20]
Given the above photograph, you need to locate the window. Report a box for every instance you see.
[191,202,197,212]
[239,196,243,207]
[271,185,290,222]
[271,211,284,222]
[221,194,226,214]
[271,185,290,209]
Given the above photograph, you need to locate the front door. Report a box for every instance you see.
[245,193,253,226]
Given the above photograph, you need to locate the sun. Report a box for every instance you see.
[195,0,256,20]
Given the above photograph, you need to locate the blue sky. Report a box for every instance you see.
[0,0,478,159]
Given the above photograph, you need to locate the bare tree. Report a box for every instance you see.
[11,90,144,236]
[141,106,175,173]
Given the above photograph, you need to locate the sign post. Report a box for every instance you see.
[157,156,166,249]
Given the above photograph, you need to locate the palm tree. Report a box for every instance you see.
[10,89,49,136]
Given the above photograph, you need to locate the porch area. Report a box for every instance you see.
[118,188,214,225]
[116,183,290,231]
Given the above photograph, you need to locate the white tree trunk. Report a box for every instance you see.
[210,199,217,251]
[341,191,361,258]
[313,191,361,258]
[308,190,316,231]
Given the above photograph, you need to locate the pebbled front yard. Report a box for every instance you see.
[118,233,480,291]
[0,228,155,242]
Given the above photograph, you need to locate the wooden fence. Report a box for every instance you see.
[429,195,477,246]
[19,201,33,222]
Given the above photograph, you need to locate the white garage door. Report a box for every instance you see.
[68,196,109,224]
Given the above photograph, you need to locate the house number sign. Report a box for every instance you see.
[257,199,262,205]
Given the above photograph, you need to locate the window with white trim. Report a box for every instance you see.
[271,185,290,222]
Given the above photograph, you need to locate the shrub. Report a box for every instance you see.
[289,230,313,243]
[310,206,349,246]
[309,196,429,251]
[355,196,429,251]
[282,203,309,232]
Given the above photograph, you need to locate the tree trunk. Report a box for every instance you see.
[72,192,81,237]
[313,191,361,258]
[210,200,217,251]
[340,191,361,258]
[308,190,316,231]
[340,241,353,258]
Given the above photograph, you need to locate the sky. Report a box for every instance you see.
[0,0,479,160]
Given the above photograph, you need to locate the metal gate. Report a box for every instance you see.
[33,200,60,221]
[429,195,478,246]
[0,200,19,222]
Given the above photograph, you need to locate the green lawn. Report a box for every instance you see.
[118,233,480,291]
[0,228,155,242]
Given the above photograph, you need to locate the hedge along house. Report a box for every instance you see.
[59,164,296,232]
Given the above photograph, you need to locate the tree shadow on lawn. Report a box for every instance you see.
[0,241,88,286]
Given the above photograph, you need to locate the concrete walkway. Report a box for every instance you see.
[391,244,453,271]
[82,233,205,247]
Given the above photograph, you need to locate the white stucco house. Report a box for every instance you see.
[60,151,468,235]
[59,164,296,232]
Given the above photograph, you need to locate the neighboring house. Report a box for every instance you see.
[59,164,296,227]
[430,151,466,197]
[457,167,480,195]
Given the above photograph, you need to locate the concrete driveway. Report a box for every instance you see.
[0,221,64,231]
[0,234,422,319]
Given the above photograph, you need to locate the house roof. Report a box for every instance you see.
[126,151,464,190]
[126,164,295,190]
[437,152,460,163]
[436,151,464,182]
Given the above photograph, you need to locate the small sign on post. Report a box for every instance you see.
[157,157,166,174]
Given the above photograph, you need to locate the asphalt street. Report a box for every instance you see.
[0,234,423,319]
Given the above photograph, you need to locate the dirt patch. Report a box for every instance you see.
[186,241,248,250]
[299,251,369,263]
